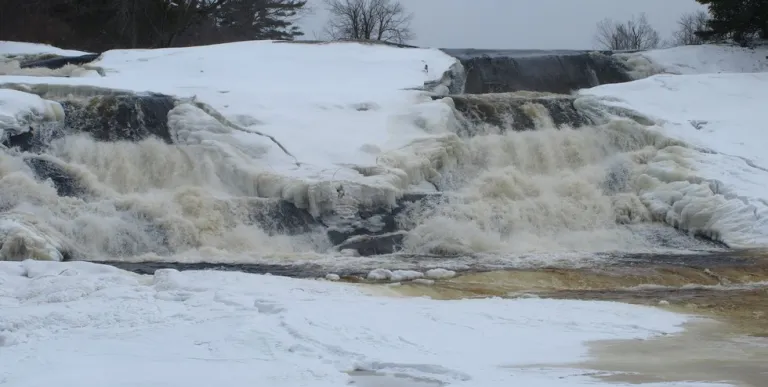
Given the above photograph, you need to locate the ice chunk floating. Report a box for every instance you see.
[0,40,763,266]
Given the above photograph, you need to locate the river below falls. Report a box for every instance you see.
[96,249,768,386]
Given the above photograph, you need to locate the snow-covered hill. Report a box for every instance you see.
[583,44,768,247]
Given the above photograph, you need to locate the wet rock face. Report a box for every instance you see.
[24,156,90,198]
[337,231,407,256]
[325,193,444,254]
[61,93,176,143]
[247,199,321,235]
[2,129,35,151]
[1,121,64,153]
[20,54,100,70]
[443,49,631,94]
[446,93,593,134]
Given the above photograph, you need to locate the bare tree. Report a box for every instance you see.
[594,13,661,51]
[322,0,414,44]
[670,10,710,46]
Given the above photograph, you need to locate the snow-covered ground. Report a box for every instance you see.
[0,260,727,387]
[1,40,458,192]
[615,44,768,78]
[583,44,768,247]
[0,40,467,262]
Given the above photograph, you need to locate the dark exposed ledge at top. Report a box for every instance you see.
[439,48,634,94]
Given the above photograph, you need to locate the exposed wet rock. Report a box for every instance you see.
[1,122,64,153]
[326,193,444,246]
[247,199,321,235]
[20,54,100,70]
[2,128,35,151]
[445,93,593,134]
[423,61,466,95]
[337,231,407,256]
[443,49,631,94]
[61,92,176,143]
[91,260,337,278]
[24,155,89,197]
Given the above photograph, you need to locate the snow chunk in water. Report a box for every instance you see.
[425,268,457,279]
[0,88,64,133]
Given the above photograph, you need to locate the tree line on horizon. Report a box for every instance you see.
[0,0,765,52]
[595,0,768,51]
[0,0,415,52]
[0,0,309,51]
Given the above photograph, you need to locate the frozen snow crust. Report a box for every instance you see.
[0,40,757,387]
[0,259,714,387]
[586,44,768,248]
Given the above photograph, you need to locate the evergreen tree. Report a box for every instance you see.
[215,0,307,41]
[696,0,768,44]
[0,0,308,51]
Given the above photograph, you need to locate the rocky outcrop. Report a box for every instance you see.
[247,199,321,235]
[0,85,176,146]
[423,61,466,95]
[2,128,36,151]
[20,54,100,70]
[442,49,631,94]
[24,155,90,198]
[61,92,176,143]
[337,231,407,256]
[444,92,593,135]
[0,84,447,258]
[325,193,444,255]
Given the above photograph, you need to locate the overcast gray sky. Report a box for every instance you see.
[298,0,707,49]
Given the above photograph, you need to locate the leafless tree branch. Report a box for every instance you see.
[322,0,413,44]
[594,13,661,51]
[671,10,710,46]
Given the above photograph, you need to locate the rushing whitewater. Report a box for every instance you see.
[0,41,752,266]
[0,94,716,262]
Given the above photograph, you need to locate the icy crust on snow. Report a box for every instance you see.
[616,44,768,79]
[583,72,768,248]
[0,260,711,387]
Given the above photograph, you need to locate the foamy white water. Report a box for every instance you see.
[0,41,765,267]
[0,39,760,387]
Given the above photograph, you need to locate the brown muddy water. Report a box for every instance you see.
[358,250,768,386]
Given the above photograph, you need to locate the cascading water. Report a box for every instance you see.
[0,49,728,271]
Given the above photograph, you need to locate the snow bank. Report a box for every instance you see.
[0,260,696,386]
[617,44,768,78]
[0,88,64,132]
[582,72,768,247]
[0,41,90,57]
[0,41,461,215]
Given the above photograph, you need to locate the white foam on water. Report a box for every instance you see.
[0,40,763,266]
